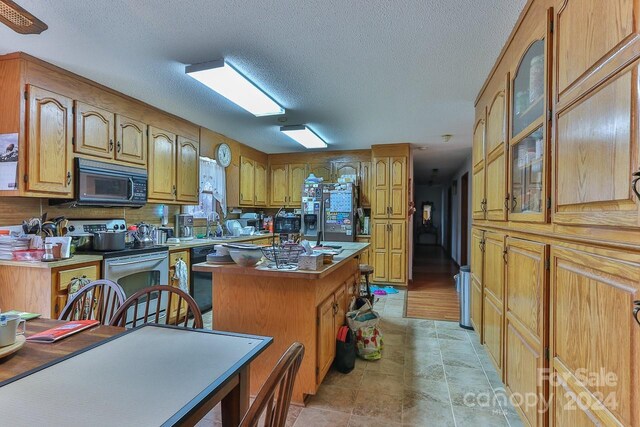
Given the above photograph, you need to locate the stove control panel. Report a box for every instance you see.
[66,219,127,235]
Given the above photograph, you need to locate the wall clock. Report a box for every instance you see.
[215,143,232,168]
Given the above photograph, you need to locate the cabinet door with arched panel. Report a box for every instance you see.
[485,81,508,222]
[472,116,486,220]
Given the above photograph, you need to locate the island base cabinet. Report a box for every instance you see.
[550,245,640,427]
[209,257,358,404]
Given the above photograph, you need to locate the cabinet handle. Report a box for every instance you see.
[634,300,640,326]
[479,239,485,253]
[109,139,114,151]
[481,199,487,212]
[172,185,177,197]
[504,194,510,211]
[632,171,640,200]
[503,248,508,264]
[66,171,72,186]
[511,196,517,211]
[117,141,121,153]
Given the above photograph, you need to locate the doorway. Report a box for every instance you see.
[460,172,469,266]
[446,186,452,257]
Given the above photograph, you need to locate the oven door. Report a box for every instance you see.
[104,252,169,327]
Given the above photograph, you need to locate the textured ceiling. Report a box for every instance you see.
[0,0,525,183]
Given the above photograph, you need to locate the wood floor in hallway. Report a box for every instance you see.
[406,245,460,321]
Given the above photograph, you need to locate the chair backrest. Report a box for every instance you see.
[109,285,203,329]
[240,343,305,427]
[58,279,126,324]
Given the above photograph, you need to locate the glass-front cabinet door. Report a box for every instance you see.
[509,33,549,223]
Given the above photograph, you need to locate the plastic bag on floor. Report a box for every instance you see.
[355,326,383,360]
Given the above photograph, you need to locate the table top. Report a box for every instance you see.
[0,319,123,382]
[193,241,369,279]
[0,320,272,426]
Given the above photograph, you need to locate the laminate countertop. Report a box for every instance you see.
[192,241,369,280]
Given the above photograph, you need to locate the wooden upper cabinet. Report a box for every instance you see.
[332,161,359,180]
[472,118,486,220]
[485,88,508,222]
[115,114,147,166]
[254,161,267,206]
[555,0,636,101]
[550,245,640,427]
[176,136,199,203]
[239,156,255,206]
[288,163,307,207]
[372,157,389,218]
[308,163,331,182]
[73,101,115,159]
[389,157,407,218]
[554,64,639,228]
[269,164,288,206]
[360,161,372,208]
[26,86,73,196]
[148,126,176,201]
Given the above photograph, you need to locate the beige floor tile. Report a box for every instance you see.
[285,404,303,427]
[380,344,406,361]
[306,384,358,413]
[364,354,405,377]
[448,381,502,412]
[360,371,404,396]
[452,405,509,426]
[293,408,351,427]
[348,414,401,427]
[402,397,455,427]
[404,362,446,382]
[404,350,442,370]
[323,367,365,388]
[352,390,402,423]
[403,378,450,404]
[435,320,460,330]
[383,332,405,346]
[441,351,483,369]
[444,365,491,387]
[436,329,470,341]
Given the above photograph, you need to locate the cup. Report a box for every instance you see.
[0,314,26,347]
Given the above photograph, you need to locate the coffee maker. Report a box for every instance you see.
[175,214,194,241]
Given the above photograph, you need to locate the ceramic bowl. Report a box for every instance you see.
[228,248,263,267]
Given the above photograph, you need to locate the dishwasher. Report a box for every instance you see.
[190,245,217,313]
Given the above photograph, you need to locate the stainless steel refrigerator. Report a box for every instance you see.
[321,182,356,242]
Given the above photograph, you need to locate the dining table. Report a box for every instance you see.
[0,318,272,426]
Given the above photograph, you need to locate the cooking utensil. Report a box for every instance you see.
[92,231,126,251]
[70,234,93,252]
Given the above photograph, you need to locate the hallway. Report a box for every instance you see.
[406,245,460,321]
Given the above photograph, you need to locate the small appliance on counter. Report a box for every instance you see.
[274,214,301,235]
[238,213,262,231]
[175,214,194,241]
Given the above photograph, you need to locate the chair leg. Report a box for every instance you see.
[365,273,373,305]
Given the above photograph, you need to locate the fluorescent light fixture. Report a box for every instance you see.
[185,60,284,117]
[280,125,327,149]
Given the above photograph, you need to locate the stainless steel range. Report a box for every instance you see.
[69,219,170,326]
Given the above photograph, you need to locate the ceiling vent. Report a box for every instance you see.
[0,0,47,34]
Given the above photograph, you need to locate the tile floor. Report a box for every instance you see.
[197,290,524,427]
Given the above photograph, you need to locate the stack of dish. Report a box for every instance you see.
[206,245,234,264]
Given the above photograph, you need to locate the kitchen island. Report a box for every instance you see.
[192,241,369,404]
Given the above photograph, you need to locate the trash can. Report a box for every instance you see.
[456,265,473,330]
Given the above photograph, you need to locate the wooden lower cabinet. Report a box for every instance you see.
[371,220,406,284]
[550,245,640,427]
[317,282,348,383]
[483,231,505,374]
[470,228,485,335]
[471,276,483,334]
[356,236,371,265]
[168,250,189,324]
[504,237,548,426]
[53,263,100,319]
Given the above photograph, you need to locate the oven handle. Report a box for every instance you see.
[108,255,167,267]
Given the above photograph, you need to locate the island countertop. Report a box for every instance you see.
[192,241,369,280]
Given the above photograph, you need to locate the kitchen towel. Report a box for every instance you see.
[174,259,189,293]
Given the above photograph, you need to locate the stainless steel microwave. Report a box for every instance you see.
[62,158,147,207]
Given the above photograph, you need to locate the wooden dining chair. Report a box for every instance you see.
[58,279,126,325]
[109,285,203,329]
[240,343,305,427]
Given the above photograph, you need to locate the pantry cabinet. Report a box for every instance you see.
[176,136,199,203]
[371,219,406,284]
[504,237,548,427]
[371,156,406,219]
[472,118,486,220]
[482,231,505,375]
[114,114,147,166]
[73,101,115,160]
[485,88,508,221]
[470,228,484,335]
[549,245,640,427]
[26,86,74,196]
[148,126,176,202]
[356,236,371,266]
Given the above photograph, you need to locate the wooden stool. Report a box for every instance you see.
[359,264,374,304]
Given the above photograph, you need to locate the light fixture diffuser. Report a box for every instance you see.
[280,125,327,149]
[186,60,284,117]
